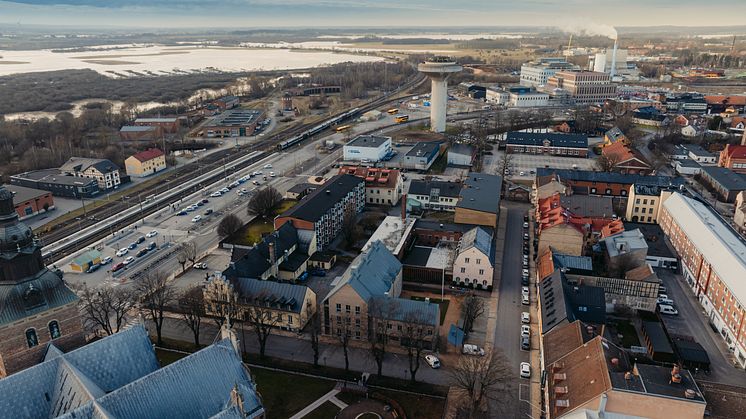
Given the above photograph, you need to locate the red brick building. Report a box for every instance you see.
[602,141,653,175]
[719,144,746,174]
[134,117,181,134]
[0,186,85,377]
[4,184,54,220]
[119,125,163,142]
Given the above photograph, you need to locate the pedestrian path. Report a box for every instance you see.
[289,388,347,419]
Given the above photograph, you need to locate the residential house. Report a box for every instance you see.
[719,144,746,174]
[537,270,605,335]
[699,166,746,202]
[361,215,416,259]
[413,219,473,247]
[659,193,746,367]
[625,184,676,224]
[4,184,54,220]
[125,148,166,178]
[601,229,649,275]
[338,166,403,206]
[10,169,100,198]
[567,264,660,313]
[408,180,461,211]
[674,159,702,176]
[322,241,440,348]
[452,227,495,290]
[285,182,316,200]
[681,125,699,138]
[454,172,502,227]
[0,323,265,418]
[447,143,476,167]
[60,157,122,190]
[682,144,717,165]
[601,141,652,175]
[275,174,365,251]
[602,127,627,148]
[535,169,684,197]
[537,248,594,280]
[505,132,588,157]
[204,276,317,332]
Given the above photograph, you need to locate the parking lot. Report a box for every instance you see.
[490,150,598,181]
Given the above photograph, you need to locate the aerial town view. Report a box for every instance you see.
[2,1,746,418]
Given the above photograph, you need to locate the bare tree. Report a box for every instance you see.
[449,350,512,419]
[178,286,205,348]
[403,315,430,383]
[336,313,353,372]
[247,186,282,219]
[368,299,396,378]
[462,294,486,340]
[307,304,322,367]
[595,153,622,172]
[176,243,189,272]
[244,292,280,358]
[339,206,361,250]
[181,241,198,266]
[135,270,176,346]
[78,286,134,336]
[217,214,244,238]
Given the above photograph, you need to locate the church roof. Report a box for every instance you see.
[0,268,79,326]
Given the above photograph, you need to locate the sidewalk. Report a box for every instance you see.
[528,210,542,419]
[288,388,347,419]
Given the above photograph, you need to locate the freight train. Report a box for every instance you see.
[277,107,360,150]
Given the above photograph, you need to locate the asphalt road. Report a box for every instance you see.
[492,203,531,419]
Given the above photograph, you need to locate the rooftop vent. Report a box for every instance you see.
[555,400,570,408]
[684,389,697,399]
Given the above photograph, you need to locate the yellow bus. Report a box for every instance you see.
[394,115,409,123]
[387,108,399,115]
[335,124,352,133]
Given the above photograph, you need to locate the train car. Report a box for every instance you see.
[394,115,409,123]
[335,125,352,133]
[387,108,399,115]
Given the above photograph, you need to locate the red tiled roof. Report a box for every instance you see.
[725,144,746,160]
[602,141,635,161]
[338,165,400,189]
[130,148,164,162]
[706,95,746,106]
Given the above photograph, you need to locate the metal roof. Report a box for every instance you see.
[506,132,588,148]
[225,223,300,279]
[0,268,80,326]
[346,135,391,148]
[278,174,364,223]
[701,166,746,191]
[4,183,50,203]
[120,125,158,132]
[459,227,495,265]
[408,180,461,198]
[662,193,746,307]
[368,296,439,326]
[457,172,502,214]
[233,277,310,313]
[449,143,474,156]
[325,240,401,303]
[536,168,685,188]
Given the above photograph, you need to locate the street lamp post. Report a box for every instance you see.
[137,194,144,225]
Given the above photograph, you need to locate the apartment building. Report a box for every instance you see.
[547,71,617,105]
[535,169,685,197]
[659,193,746,368]
[275,174,365,251]
[124,148,166,178]
[682,144,717,165]
[699,166,746,203]
[338,166,403,206]
[719,144,746,174]
[736,192,746,235]
[625,184,676,224]
[408,180,461,211]
[452,227,495,290]
[506,132,588,157]
[60,157,121,190]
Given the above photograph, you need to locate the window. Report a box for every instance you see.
[277,314,283,323]
[397,324,402,331]
[460,267,466,273]
[636,199,640,204]
[465,258,470,263]
[476,259,481,265]
[345,305,351,313]
[336,303,341,312]
[288,316,293,324]
[355,306,361,314]
[479,269,485,275]
[643,199,648,205]
[26,328,39,348]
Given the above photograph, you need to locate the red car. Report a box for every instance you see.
[112,262,125,272]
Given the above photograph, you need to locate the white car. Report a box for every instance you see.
[263,164,272,169]
[522,269,529,276]
[521,312,530,324]
[522,286,529,296]
[657,297,674,306]
[191,215,202,223]
[424,354,441,369]
[146,230,158,238]
[123,256,135,265]
[220,187,230,193]
[210,191,222,198]
[115,248,129,257]
[658,304,679,315]
[522,294,530,305]
[521,325,531,338]
[269,172,276,177]
[523,222,529,228]
[520,362,531,378]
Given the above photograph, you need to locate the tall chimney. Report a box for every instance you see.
[401,193,407,220]
[268,241,276,265]
[610,39,619,79]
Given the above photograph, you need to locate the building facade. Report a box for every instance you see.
[625,184,675,224]
[506,132,588,157]
[119,125,163,142]
[5,184,54,220]
[408,180,461,211]
[719,144,746,174]
[547,71,617,105]
[520,58,580,87]
[510,91,550,107]
[343,135,393,162]
[454,172,502,227]
[452,227,495,290]
[204,109,264,138]
[125,148,167,178]
[134,117,181,133]
[699,166,746,203]
[338,166,403,206]
[10,169,100,198]
[735,191,746,235]
[60,157,121,190]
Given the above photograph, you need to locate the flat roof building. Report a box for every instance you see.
[699,166,746,202]
[10,169,100,198]
[547,71,617,105]
[343,135,393,163]
[520,57,581,87]
[4,184,55,220]
[204,109,264,138]
[455,172,502,227]
[402,141,442,170]
[506,132,588,157]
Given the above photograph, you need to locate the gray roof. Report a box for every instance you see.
[346,134,390,148]
[135,117,177,123]
[559,195,615,218]
[539,270,605,333]
[642,321,674,355]
[225,223,300,279]
[279,174,364,223]
[676,159,702,168]
[536,168,685,188]
[4,184,50,204]
[233,277,310,314]
[11,169,99,187]
[120,125,158,132]
[701,166,746,191]
[603,229,648,258]
[457,172,502,214]
[605,127,625,142]
[325,241,401,303]
[287,182,316,195]
[449,143,474,156]
[459,227,495,265]
[368,296,439,326]
[633,183,679,196]
[682,143,715,158]
[60,157,120,175]
[205,109,263,128]
[405,141,441,158]
[408,180,461,198]
[414,219,476,234]
[552,252,593,273]
[0,268,79,326]
[0,324,264,419]
[506,132,588,148]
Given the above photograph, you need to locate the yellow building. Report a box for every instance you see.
[70,249,102,272]
[625,184,675,224]
[125,148,166,178]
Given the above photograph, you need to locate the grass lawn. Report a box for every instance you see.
[614,320,641,348]
[232,199,297,246]
[302,401,340,419]
[376,389,446,419]
[411,296,450,325]
[251,367,336,419]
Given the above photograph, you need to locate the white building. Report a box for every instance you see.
[520,58,580,88]
[682,144,717,165]
[486,86,510,105]
[343,135,392,163]
[509,91,550,108]
[453,227,495,290]
[447,143,475,167]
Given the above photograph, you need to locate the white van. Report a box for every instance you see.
[658,304,678,315]
[462,344,485,356]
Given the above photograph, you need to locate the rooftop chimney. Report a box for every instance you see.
[401,193,407,220]
[268,241,276,265]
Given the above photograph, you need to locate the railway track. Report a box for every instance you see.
[41,73,427,263]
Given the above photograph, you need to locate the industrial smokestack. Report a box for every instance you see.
[610,39,619,79]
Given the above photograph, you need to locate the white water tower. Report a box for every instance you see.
[418,57,462,133]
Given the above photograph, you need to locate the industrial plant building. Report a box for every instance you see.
[204,109,264,138]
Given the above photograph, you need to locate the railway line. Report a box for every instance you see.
[40,73,427,263]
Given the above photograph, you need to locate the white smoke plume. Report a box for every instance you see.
[558,20,617,40]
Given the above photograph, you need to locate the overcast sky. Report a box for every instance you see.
[1,0,744,28]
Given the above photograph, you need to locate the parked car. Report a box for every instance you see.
[523,222,529,229]
[521,277,529,286]
[522,269,529,276]
[521,324,531,338]
[115,248,129,257]
[210,191,222,198]
[521,336,530,351]
[192,215,202,223]
[523,260,528,268]
[658,304,679,315]
[521,312,530,324]
[520,362,531,378]
[123,256,135,265]
[523,233,529,240]
[86,263,101,273]
[522,294,530,305]
[204,208,214,215]
[425,354,441,369]
[112,262,125,272]
[146,230,158,238]
[127,243,137,250]
[309,268,327,277]
[196,201,204,207]
[524,214,529,222]
[269,172,276,177]
[136,248,148,257]
[657,297,674,306]
[136,236,146,244]
[201,199,209,204]
[220,187,230,194]
[462,344,485,356]
[194,262,208,269]
[147,242,157,251]
[186,206,196,212]
[101,256,113,265]
[522,286,529,296]
[658,286,667,294]
[263,163,272,169]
